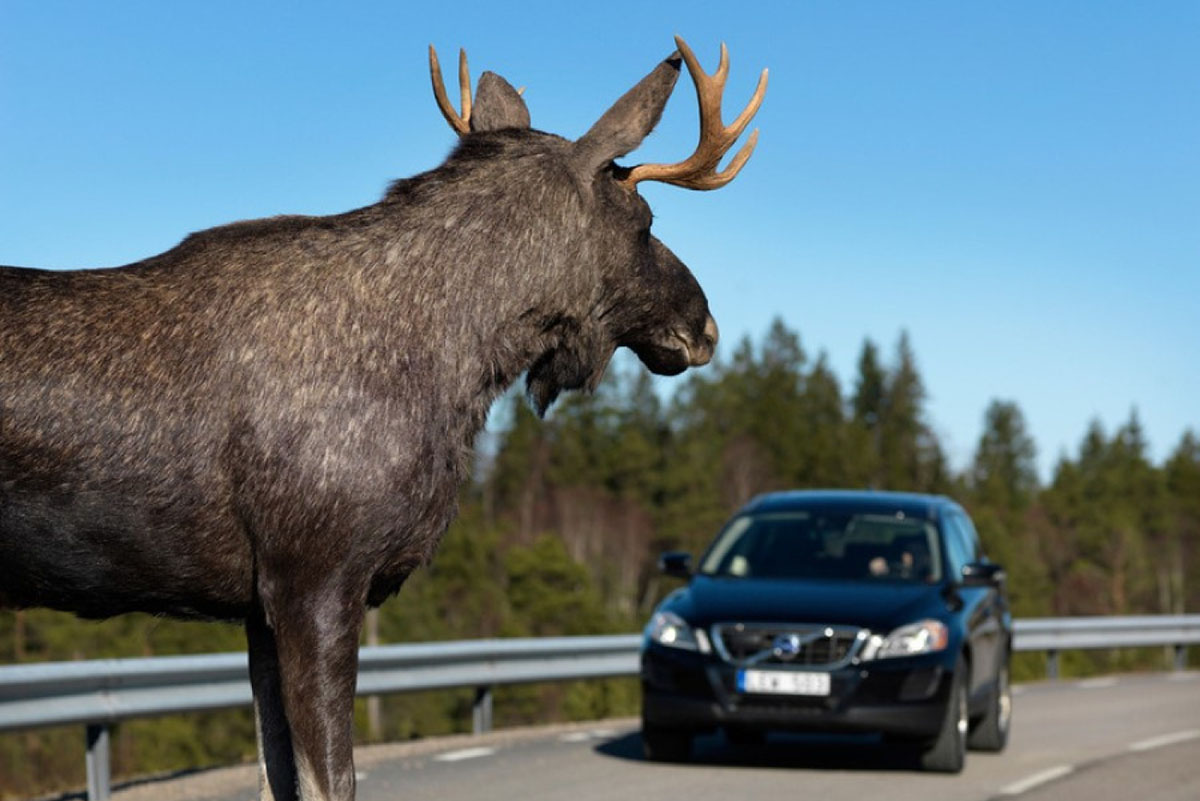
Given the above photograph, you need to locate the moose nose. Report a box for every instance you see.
[690,315,719,366]
[704,315,719,349]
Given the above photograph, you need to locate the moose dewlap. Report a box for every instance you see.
[0,37,766,801]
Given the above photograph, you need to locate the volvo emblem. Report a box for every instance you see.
[772,633,803,660]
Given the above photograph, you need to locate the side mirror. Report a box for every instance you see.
[658,551,693,580]
[961,561,1006,587]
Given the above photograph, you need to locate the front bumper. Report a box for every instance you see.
[641,642,955,738]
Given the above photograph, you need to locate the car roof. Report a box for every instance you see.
[741,489,960,522]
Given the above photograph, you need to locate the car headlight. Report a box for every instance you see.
[860,619,949,661]
[644,611,711,653]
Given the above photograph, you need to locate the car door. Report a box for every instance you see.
[946,509,1004,700]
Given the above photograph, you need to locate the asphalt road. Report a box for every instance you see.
[112,671,1200,801]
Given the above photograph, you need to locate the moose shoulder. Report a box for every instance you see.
[0,38,765,801]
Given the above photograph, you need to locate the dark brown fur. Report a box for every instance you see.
[1,53,721,800]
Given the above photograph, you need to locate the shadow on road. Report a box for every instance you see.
[595,730,925,772]
[29,766,214,801]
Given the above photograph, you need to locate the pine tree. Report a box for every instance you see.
[971,400,1039,511]
[798,351,847,486]
[752,318,808,483]
[848,338,886,487]
[488,395,551,543]
[851,339,886,424]
[1164,431,1200,614]
[879,331,935,491]
[968,400,1047,615]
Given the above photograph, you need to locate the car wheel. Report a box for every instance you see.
[724,726,767,747]
[642,721,693,762]
[968,655,1011,752]
[919,658,968,773]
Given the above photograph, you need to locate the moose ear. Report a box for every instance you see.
[470,71,531,132]
[573,53,682,175]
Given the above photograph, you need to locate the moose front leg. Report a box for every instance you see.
[247,607,298,801]
[265,582,366,801]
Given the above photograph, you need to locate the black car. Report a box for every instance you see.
[640,490,1011,772]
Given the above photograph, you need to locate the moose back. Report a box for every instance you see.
[0,39,765,801]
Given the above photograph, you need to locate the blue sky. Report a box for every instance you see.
[2,1,1197,480]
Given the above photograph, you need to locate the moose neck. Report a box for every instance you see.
[363,146,612,436]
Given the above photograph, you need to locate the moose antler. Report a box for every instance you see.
[429,45,472,134]
[621,37,768,191]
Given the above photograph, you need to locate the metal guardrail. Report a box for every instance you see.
[1,616,1197,800]
[1012,615,1200,677]
[0,635,642,800]
[0,635,642,734]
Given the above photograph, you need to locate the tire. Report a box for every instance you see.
[918,658,968,773]
[724,726,767,747]
[968,655,1011,752]
[642,721,693,762]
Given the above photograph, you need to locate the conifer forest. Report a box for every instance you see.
[3,319,1197,796]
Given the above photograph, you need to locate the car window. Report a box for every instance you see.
[699,510,942,583]
[956,511,984,560]
[941,511,976,580]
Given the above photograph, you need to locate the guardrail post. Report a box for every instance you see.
[1046,649,1059,680]
[472,686,493,734]
[1174,644,1187,672]
[85,723,111,800]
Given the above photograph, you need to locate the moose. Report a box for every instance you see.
[0,38,766,800]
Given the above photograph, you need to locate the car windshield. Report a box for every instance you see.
[698,510,943,583]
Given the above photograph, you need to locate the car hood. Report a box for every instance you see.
[666,575,948,632]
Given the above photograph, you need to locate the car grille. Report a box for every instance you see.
[711,623,865,667]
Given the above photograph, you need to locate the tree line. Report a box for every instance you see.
[2,318,1196,797]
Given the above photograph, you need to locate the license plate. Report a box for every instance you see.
[738,669,831,696]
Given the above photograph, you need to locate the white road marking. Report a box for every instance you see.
[1128,729,1200,752]
[1166,672,1197,681]
[999,764,1074,796]
[434,746,496,762]
[1076,677,1117,689]
[560,728,618,743]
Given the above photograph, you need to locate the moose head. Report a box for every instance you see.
[425,36,767,413]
